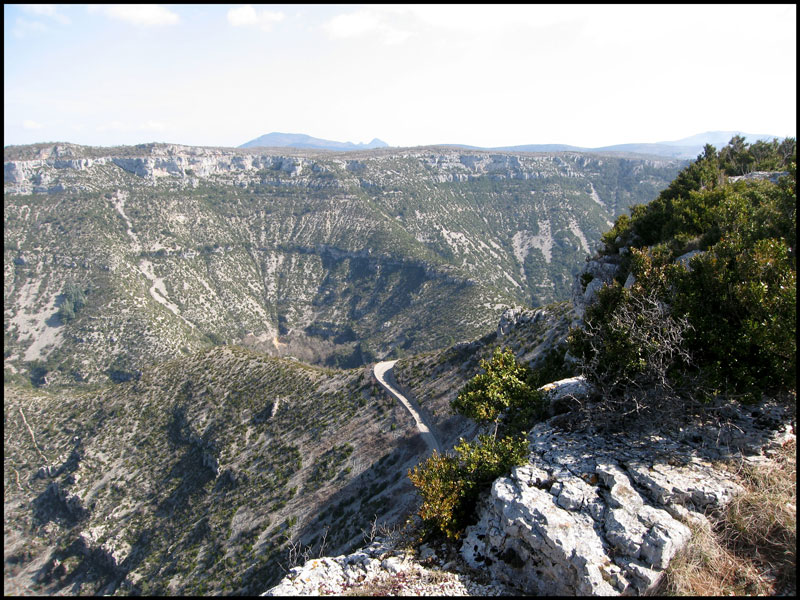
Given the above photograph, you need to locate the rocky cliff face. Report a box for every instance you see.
[4,142,684,385]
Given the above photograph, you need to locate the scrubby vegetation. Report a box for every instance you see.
[571,137,795,415]
[409,135,796,545]
[409,348,549,539]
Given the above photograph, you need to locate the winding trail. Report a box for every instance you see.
[373,360,442,454]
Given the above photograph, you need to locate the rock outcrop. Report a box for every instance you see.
[263,538,505,596]
[496,306,547,337]
[728,170,789,184]
[571,255,623,318]
[460,382,795,595]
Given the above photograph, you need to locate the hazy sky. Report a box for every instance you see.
[4,4,797,149]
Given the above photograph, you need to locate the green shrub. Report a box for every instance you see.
[409,348,538,539]
[451,347,546,439]
[576,143,796,409]
[408,434,527,539]
[602,138,795,257]
[674,236,796,395]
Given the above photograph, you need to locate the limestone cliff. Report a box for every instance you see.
[4,142,685,385]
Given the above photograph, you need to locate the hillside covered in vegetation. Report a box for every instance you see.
[4,143,685,385]
[4,137,795,596]
[400,136,795,595]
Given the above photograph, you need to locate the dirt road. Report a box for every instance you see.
[373,360,442,454]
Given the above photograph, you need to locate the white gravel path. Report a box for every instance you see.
[373,360,442,454]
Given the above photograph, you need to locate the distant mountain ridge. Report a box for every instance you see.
[240,132,388,151]
[488,131,784,159]
[239,131,785,160]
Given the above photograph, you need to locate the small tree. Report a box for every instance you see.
[408,434,527,540]
[407,450,464,539]
[451,347,543,439]
[409,347,540,540]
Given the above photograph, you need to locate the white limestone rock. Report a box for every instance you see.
[571,257,621,318]
[459,400,792,596]
[537,375,591,403]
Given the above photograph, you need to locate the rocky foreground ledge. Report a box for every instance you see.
[262,537,515,596]
[463,386,794,596]
[264,378,794,596]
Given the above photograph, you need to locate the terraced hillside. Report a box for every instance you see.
[4,142,685,384]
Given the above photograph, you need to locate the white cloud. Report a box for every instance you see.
[227,5,285,31]
[322,8,413,45]
[20,4,71,25]
[23,119,44,130]
[88,4,179,27]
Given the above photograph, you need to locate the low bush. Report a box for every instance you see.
[409,347,540,539]
[408,434,527,539]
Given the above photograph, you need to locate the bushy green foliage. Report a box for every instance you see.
[673,235,795,395]
[451,347,545,438]
[408,434,527,539]
[575,138,796,407]
[604,138,795,254]
[409,348,541,539]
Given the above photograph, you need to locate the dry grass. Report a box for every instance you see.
[658,439,796,596]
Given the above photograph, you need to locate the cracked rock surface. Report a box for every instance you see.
[461,400,794,595]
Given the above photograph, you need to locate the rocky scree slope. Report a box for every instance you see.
[4,142,684,384]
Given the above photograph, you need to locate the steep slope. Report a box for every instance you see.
[3,303,577,597]
[4,143,684,385]
[3,346,431,595]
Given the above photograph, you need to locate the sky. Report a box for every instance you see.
[4,4,797,149]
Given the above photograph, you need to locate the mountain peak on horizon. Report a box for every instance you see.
[239,132,389,151]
